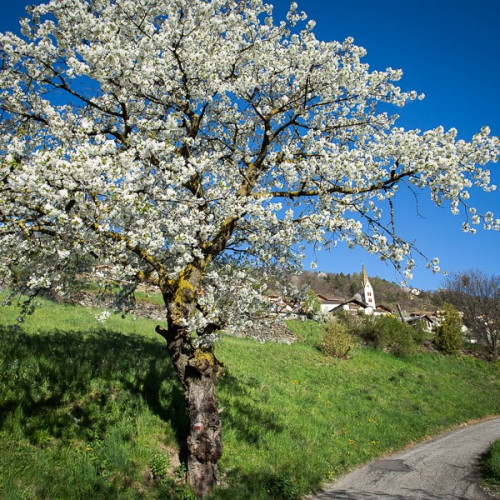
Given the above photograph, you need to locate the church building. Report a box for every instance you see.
[361,265,376,309]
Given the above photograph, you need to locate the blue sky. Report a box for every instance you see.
[270,0,500,290]
[1,0,499,290]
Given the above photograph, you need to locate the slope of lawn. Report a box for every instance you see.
[0,295,499,499]
[481,439,500,496]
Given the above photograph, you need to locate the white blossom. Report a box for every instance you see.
[0,0,498,340]
[95,310,111,322]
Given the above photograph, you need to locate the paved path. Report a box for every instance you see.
[313,417,500,500]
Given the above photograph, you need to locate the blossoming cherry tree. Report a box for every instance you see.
[1,0,498,495]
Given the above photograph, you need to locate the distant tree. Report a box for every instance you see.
[434,302,463,353]
[354,315,420,356]
[303,289,321,318]
[349,281,359,297]
[442,271,500,356]
[1,0,499,494]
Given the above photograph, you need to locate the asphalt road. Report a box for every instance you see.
[312,417,500,500]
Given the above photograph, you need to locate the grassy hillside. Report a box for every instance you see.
[0,296,499,499]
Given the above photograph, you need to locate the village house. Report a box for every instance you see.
[374,304,394,316]
[267,295,306,320]
[318,267,393,318]
[404,312,439,332]
[317,294,344,314]
[335,297,375,315]
[268,268,452,334]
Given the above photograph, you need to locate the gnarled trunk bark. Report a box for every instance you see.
[156,324,224,497]
[184,359,223,494]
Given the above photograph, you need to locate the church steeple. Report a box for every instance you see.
[362,265,369,286]
[361,266,376,308]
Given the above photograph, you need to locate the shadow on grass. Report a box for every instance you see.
[0,325,282,442]
[209,469,302,500]
[0,325,189,447]
[0,325,290,496]
[218,372,284,445]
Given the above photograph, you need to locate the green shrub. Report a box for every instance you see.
[150,451,170,479]
[156,478,196,499]
[481,439,500,486]
[408,320,428,345]
[335,310,361,331]
[434,302,463,353]
[320,320,354,359]
[265,473,300,500]
[355,315,420,356]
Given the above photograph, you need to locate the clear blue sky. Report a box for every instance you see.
[1,0,499,290]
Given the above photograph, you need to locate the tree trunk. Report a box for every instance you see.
[184,361,223,495]
[156,324,224,497]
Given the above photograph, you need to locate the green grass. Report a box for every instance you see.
[0,290,162,338]
[213,335,500,498]
[0,296,499,499]
[481,439,500,492]
[0,294,191,499]
[134,289,165,306]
